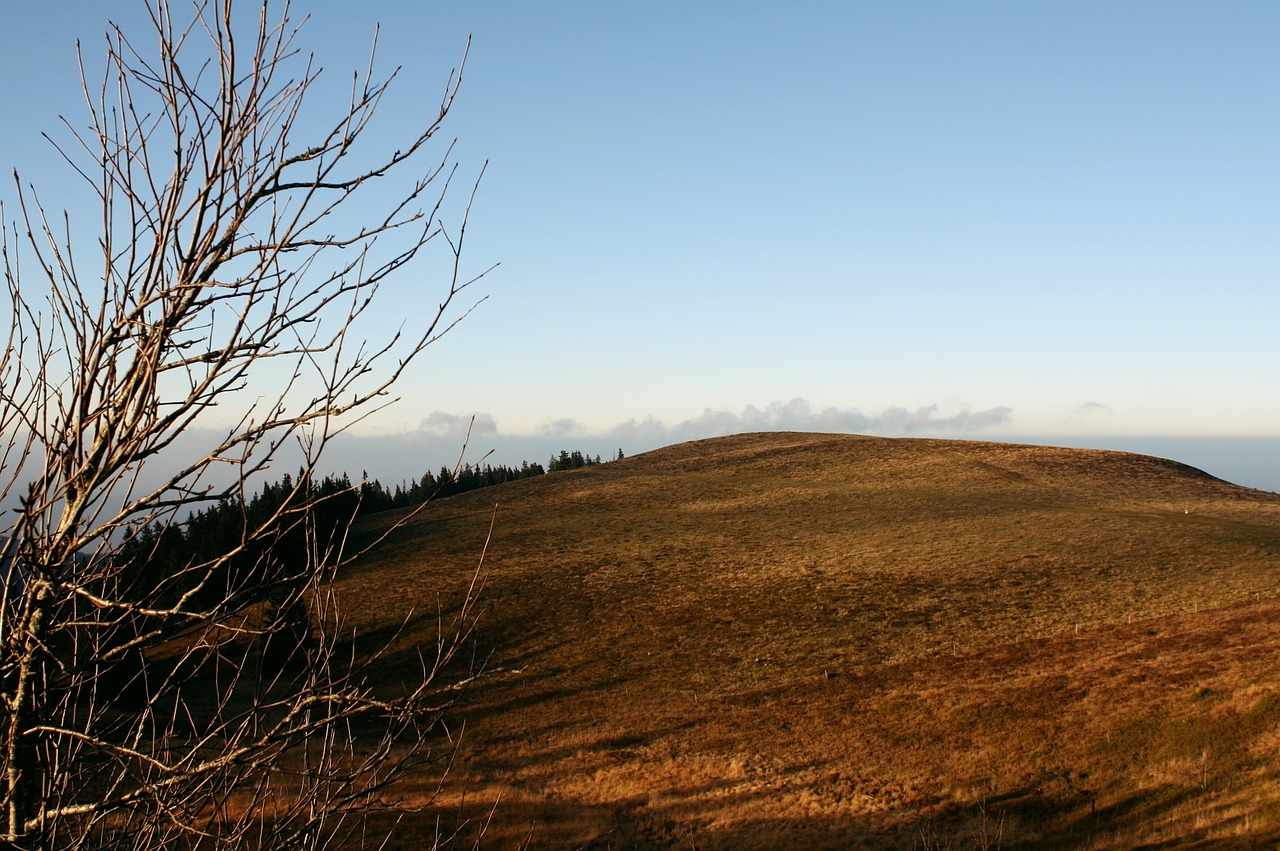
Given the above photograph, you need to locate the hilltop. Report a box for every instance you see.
[338,432,1280,849]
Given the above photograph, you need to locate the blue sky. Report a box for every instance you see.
[2,2,1277,487]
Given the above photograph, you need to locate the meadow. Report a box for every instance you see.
[340,432,1280,848]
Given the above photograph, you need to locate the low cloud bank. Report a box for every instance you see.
[106,400,1012,495]
[35,401,1279,508]
[333,407,1280,496]
[322,399,1013,486]
[540,399,1013,445]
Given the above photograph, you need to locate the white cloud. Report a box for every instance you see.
[404,398,1017,449]
[537,417,587,437]
[418,411,498,438]
[1059,400,1116,431]
[598,398,1012,443]
[457,398,1016,445]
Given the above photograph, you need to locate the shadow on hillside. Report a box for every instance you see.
[421,757,1280,851]
[341,609,1280,848]
[347,616,641,732]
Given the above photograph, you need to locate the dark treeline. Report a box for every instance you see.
[117,471,361,613]
[548,449,600,471]
[548,447,625,471]
[355,458,550,514]
[118,450,619,600]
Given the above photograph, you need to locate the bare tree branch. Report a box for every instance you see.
[0,2,492,847]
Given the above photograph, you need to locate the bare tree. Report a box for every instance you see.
[0,1,492,847]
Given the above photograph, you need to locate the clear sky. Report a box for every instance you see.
[2,2,1277,486]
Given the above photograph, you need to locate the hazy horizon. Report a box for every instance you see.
[311,416,1280,497]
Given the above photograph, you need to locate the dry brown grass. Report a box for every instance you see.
[337,432,1280,848]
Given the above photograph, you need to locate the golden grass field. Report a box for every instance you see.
[339,432,1280,849]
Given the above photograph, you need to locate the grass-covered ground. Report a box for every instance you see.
[341,432,1280,848]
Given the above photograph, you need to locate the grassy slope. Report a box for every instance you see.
[339,432,1280,849]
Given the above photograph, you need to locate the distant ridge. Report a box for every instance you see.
[632,430,1228,479]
